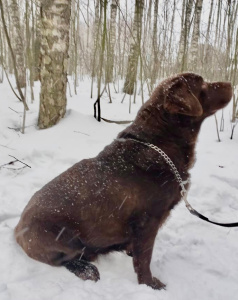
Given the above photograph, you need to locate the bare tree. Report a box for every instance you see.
[150,0,159,87]
[9,0,26,88]
[90,0,100,98]
[232,28,238,122]
[123,0,144,95]
[34,3,41,81]
[190,0,203,71]
[94,0,108,121]
[38,0,72,129]
[203,0,214,71]
[0,0,28,110]
[106,0,118,83]
[177,0,193,72]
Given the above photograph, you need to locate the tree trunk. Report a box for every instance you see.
[225,0,238,81]
[214,0,221,47]
[34,3,41,81]
[123,0,144,95]
[177,0,193,72]
[203,0,214,69]
[150,0,159,86]
[231,29,238,122]
[94,0,107,121]
[9,0,26,88]
[91,0,100,79]
[38,0,71,129]
[168,0,176,74]
[189,0,203,71]
[106,0,118,83]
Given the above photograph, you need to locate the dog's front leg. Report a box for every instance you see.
[132,217,166,290]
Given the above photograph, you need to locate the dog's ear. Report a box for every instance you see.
[163,78,203,117]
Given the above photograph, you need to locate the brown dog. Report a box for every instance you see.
[15,73,232,290]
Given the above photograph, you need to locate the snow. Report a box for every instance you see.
[0,77,238,300]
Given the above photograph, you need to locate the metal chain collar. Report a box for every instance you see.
[118,138,193,211]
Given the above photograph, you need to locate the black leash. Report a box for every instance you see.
[187,207,238,228]
[117,138,238,228]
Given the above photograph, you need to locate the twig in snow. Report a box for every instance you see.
[0,144,16,150]
[73,131,90,136]
[8,107,21,114]
[0,159,17,168]
[8,155,31,168]
[3,166,27,171]
[8,127,21,132]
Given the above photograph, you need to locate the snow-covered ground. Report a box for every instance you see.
[0,77,238,300]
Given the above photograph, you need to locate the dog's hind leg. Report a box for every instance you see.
[63,259,100,282]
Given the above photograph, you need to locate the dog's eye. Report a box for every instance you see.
[200,91,206,98]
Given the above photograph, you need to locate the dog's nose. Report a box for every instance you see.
[224,82,232,90]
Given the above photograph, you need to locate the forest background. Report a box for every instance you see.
[0,0,237,133]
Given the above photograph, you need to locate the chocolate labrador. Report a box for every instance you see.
[15,73,232,289]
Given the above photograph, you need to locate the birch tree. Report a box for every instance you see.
[94,0,107,121]
[106,0,118,83]
[189,0,203,71]
[34,3,41,81]
[123,0,144,95]
[38,0,72,129]
[203,0,214,67]
[9,0,26,88]
[177,0,193,72]
[150,0,159,86]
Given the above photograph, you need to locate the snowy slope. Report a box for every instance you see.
[0,78,238,300]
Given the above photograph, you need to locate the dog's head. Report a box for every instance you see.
[160,73,232,118]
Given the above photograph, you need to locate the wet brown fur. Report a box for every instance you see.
[15,73,232,289]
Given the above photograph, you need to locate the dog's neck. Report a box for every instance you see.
[118,106,203,172]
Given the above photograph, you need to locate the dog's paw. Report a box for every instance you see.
[64,259,100,282]
[148,277,166,290]
[78,263,100,282]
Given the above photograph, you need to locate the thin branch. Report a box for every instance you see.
[8,155,31,168]
[8,107,21,114]
[0,159,17,168]
[2,62,23,102]
[0,144,16,150]
[214,114,221,142]
[73,131,90,136]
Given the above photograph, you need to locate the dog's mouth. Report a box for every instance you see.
[207,82,233,114]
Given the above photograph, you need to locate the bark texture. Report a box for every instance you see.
[9,0,26,88]
[190,0,203,70]
[177,0,193,72]
[123,0,144,95]
[38,0,71,129]
[150,0,159,86]
[106,0,118,83]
